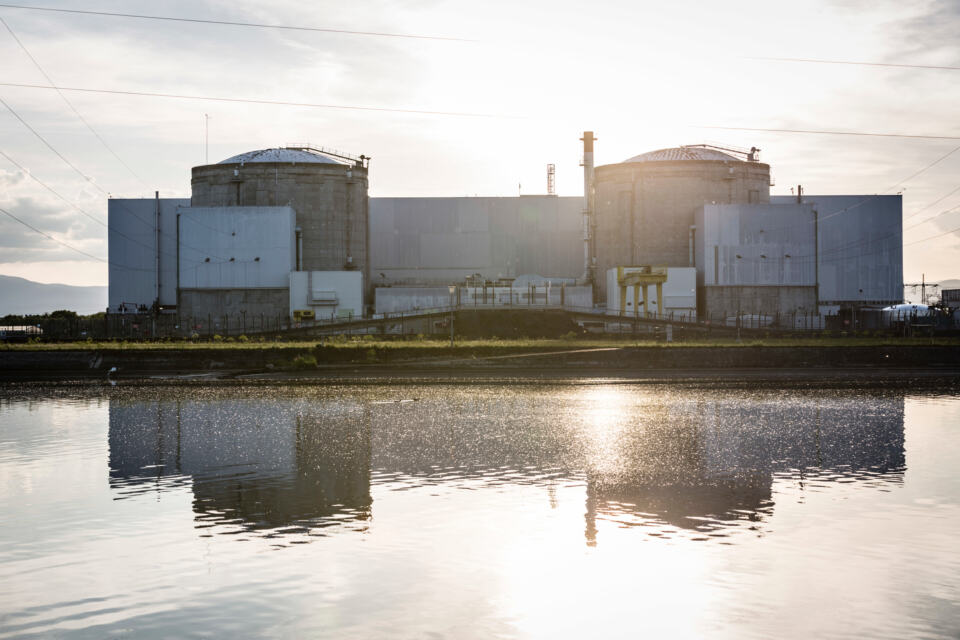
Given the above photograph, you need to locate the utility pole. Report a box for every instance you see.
[449,285,456,347]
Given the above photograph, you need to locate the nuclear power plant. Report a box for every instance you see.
[107,133,904,334]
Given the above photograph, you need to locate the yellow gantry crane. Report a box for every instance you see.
[617,266,668,317]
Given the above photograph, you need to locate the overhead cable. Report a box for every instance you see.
[0,203,105,262]
[0,16,147,189]
[746,56,960,72]
[0,95,108,193]
[695,125,960,141]
[0,3,474,42]
[0,82,516,119]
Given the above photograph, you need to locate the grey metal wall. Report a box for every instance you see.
[771,195,903,305]
[369,196,583,284]
[695,204,817,287]
[108,198,189,313]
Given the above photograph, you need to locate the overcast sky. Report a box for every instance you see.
[0,0,957,287]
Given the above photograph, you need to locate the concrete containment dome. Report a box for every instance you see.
[623,147,742,163]
[592,144,771,304]
[218,148,349,165]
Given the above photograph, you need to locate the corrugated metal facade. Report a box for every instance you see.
[772,195,903,305]
[370,196,583,283]
[696,204,817,287]
[108,198,189,312]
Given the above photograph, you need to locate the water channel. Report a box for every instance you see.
[1,382,958,638]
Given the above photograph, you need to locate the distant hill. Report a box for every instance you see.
[936,279,960,291]
[0,275,107,316]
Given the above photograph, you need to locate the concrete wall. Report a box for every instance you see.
[702,285,817,316]
[178,288,289,332]
[369,196,583,284]
[375,287,451,314]
[178,206,295,289]
[593,159,771,302]
[605,267,697,317]
[289,271,363,320]
[773,195,902,306]
[108,198,189,312]
[192,161,369,288]
[374,284,593,314]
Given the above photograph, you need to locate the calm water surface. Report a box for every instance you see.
[0,382,958,639]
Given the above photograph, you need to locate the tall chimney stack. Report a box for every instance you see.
[581,131,596,283]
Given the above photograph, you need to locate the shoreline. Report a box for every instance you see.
[2,343,958,385]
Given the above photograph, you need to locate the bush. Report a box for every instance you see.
[292,353,318,369]
[237,334,249,343]
[212,334,223,342]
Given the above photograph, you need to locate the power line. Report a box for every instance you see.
[0,3,474,42]
[0,146,105,228]
[0,146,230,262]
[904,203,960,233]
[11,81,960,133]
[0,16,147,189]
[0,82,518,119]
[745,56,960,72]
[0,94,108,193]
[1,93,232,260]
[0,203,105,262]
[695,124,960,141]
[904,184,960,221]
[886,143,960,194]
[905,220,960,247]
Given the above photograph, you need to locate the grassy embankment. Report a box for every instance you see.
[3,335,958,351]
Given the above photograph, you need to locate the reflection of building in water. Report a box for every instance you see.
[108,387,907,547]
[109,398,371,533]
[583,393,905,546]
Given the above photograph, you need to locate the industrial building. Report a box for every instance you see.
[107,134,904,334]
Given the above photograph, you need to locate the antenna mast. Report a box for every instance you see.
[204,113,210,164]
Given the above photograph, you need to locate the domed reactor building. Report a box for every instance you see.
[592,144,770,303]
[108,145,370,332]
[107,132,902,335]
[191,147,369,274]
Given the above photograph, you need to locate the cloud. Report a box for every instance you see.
[0,168,106,262]
[893,0,960,62]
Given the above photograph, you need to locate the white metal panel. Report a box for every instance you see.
[699,204,816,287]
[178,207,295,289]
[289,271,363,319]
